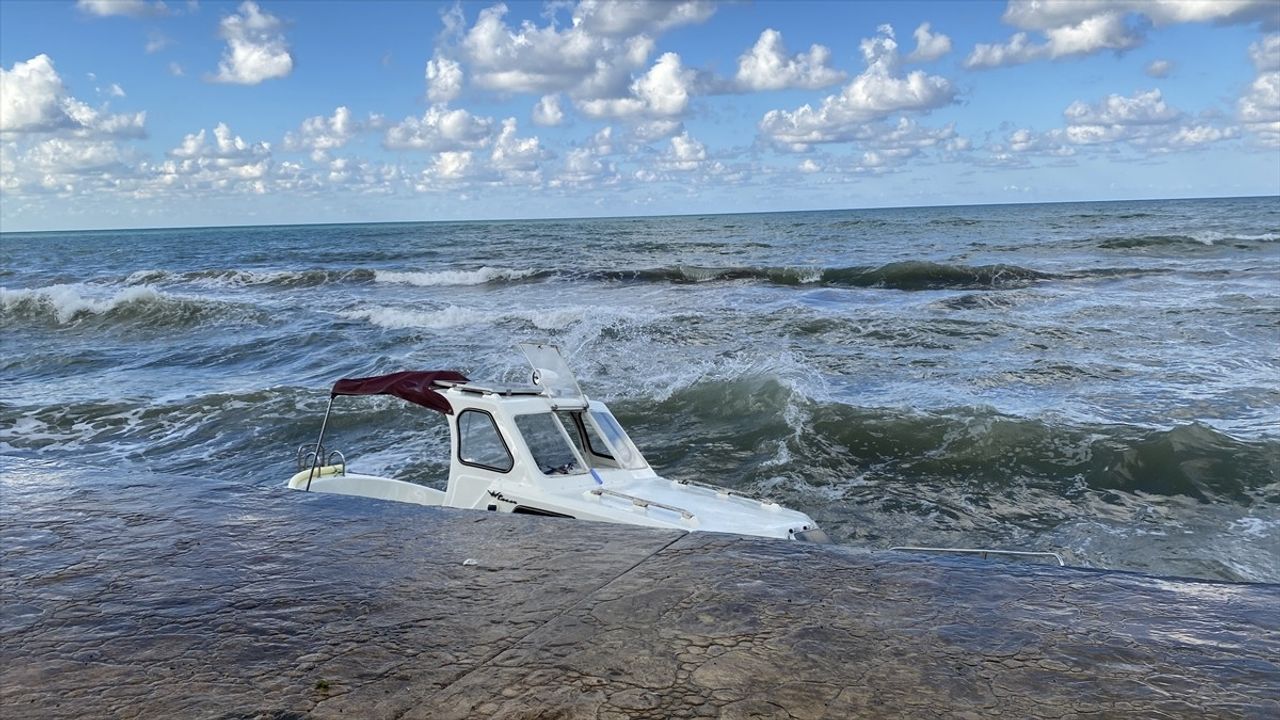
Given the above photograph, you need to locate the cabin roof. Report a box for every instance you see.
[330,370,469,414]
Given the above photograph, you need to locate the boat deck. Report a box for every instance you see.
[2,458,1277,719]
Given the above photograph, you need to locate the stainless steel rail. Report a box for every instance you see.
[589,488,695,520]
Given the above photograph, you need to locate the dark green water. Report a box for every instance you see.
[3,197,1278,580]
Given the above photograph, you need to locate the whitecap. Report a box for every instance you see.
[374,267,538,286]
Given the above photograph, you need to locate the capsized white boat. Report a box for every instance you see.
[287,343,830,542]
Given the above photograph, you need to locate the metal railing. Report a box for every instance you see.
[890,546,1066,566]
[589,488,695,520]
[672,479,778,507]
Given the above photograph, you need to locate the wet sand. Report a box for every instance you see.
[2,457,1277,719]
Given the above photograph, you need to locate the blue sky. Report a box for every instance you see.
[1,0,1277,231]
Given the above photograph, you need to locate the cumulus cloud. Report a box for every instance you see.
[532,94,565,126]
[905,23,952,63]
[490,118,550,181]
[551,125,620,187]
[991,88,1239,160]
[734,29,845,91]
[0,54,145,138]
[283,106,373,161]
[1239,33,1280,146]
[384,105,494,151]
[573,0,715,36]
[146,121,275,195]
[1145,59,1173,78]
[76,0,169,17]
[426,56,463,103]
[170,122,270,161]
[577,52,695,119]
[663,131,707,170]
[209,1,294,85]
[457,1,713,100]
[965,0,1275,70]
[758,25,956,149]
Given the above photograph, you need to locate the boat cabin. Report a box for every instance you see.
[287,343,827,542]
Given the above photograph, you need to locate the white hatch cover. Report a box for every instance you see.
[520,343,587,408]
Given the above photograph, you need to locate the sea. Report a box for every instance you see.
[2,196,1277,582]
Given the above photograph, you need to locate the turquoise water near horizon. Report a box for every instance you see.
[3,196,1278,581]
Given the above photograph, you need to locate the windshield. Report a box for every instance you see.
[514,413,587,476]
[587,406,647,470]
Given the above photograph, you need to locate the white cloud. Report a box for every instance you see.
[0,54,146,138]
[384,105,494,151]
[758,25,956,148]
[1249,33,1280,72]
[905,23,952,63]
[25,137,130,174]
[1240,33,1280,146]
[490,118,549,181]
[964,13,1138,69]
[573,0,714,36]
[1001,0,1274,31]
[426,56,463,103]
[149,122,274,193]
[734,29,845,91]
[457,1,713,100]
[168,62,185,77]
[577,52,695,119]
[798,158,821,173]
[632,119,683,141]
[209,1,294,85]
[76,0,169,17]
[966,0,1275,70]
[1145,59,1173,78]
[663,130,707,170]
[532,94,564,126]
[991,88,1239,159]
[1063,88,1180,128]
[170,122,270,160]
[145,32,172,54]
[428,151,474,181]
[283,106,369,161]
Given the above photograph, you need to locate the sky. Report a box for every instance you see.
[0,0,1277,231]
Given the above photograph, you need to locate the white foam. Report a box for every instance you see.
[374,267,537,286]
[1190,231,1280,245]
[125,270,172,285]
[1,284,163,323]
[340,304,595,331]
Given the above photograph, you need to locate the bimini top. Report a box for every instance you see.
[331,370,469,414]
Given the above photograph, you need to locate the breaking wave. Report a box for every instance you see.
[125,268,378,287]
[1097,232,1279,249]
[627,375,1279,506]
[593,261,1054,290]
[374,266,543,286]
[0,284,251,328]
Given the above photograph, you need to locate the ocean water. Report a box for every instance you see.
[2,196,1278,582]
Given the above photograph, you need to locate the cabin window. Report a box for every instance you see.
[555,411,619,469]
[587,407,647,470]
[457,409,513,473]
[515,413,586,476]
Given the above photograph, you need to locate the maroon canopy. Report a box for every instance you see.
[331,370,468,414]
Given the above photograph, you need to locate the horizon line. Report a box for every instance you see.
[2,192,1276,236]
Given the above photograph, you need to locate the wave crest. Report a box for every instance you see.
[1,284,248,328]
[374,267,542,287]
